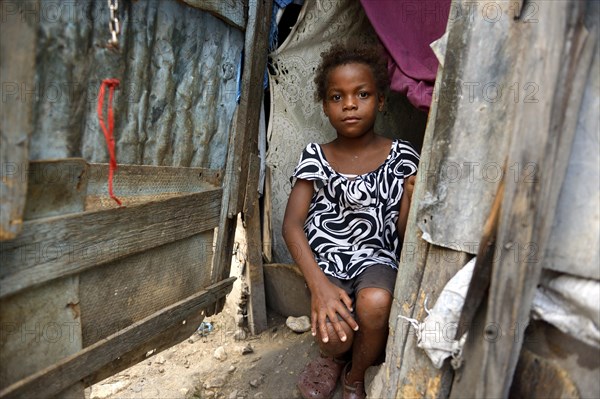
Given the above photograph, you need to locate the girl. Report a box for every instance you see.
[282,41,419,399]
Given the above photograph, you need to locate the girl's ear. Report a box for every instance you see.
[378,94,385,112]
[322,101,328,117]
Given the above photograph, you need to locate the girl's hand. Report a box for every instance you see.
[310,279,358,343]
[404,175,416,201]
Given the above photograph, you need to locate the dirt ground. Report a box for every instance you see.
[88,308,330,399]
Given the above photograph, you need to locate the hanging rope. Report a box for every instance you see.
[97,78,122,206]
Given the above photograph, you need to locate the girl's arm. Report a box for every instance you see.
[397,175,416,246]
[282,179,359,342]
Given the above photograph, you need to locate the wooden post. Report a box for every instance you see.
[244,154,267,334]
[450,2,594,398]
[210,0,273,316]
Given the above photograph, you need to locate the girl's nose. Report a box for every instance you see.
[342,98,357,110]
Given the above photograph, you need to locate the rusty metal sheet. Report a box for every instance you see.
[23,0,243,170]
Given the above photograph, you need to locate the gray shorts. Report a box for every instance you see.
[326,264,398,304]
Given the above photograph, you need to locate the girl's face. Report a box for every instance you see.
[322,62,383,140]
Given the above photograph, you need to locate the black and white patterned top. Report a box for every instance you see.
[291,139,419,280]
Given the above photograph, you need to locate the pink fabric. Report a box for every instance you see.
[360,0,450,111]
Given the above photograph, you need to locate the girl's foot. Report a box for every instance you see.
[340,362,366,399]
[297,354,347,399]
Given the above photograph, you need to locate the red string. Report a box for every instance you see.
[97,78,122,206]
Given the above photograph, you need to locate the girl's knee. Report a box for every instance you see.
[315,321,354,355]
[356,288,393,328]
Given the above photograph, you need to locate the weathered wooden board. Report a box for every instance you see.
[415,0,515,252]
[0,189,222,298]
[0,277,235,399]
[450,2,593,398]
[0,0,38,240]
[262,166,273,263]
[80,231,214,346]
[83,312,205,387]
[181,0,247,30]
[518,320,600,398]
[225,2,272,218]
[509,348,579,398]
[22,159,89,220]
[388,246,470,399]
[0,276,82,390]
[210,0,273,316]
[375,22,446,397]
[244,154,267,334]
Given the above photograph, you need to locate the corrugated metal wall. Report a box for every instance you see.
[27,0,243,169]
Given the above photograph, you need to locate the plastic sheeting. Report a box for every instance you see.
[398,257,474,369]
[404,259,600,371]
[532,271,600,348]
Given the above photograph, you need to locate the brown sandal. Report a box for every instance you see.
[340,362,366,399]
[297,354,346,399]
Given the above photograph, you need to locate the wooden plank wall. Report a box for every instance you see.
[450,2,594,397]
[0,278,235,399]
[0,189,222,298]
[378,1,597,398]
[0,0,257,396]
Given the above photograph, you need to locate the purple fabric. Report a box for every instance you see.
[360,0,451,111]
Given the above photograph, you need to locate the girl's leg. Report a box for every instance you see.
[346,287,393,384]
[297,320,355,399]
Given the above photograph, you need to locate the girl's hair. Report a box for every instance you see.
[314,40,390,102]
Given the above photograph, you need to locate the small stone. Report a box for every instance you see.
[214,346,228,361]
[180,388,190,396]
[205,390,215,398]
[240,344,253,355]
[234,329,247,341]
[286,316,311,333]
[90,380,130,399]
[254,393,264,399]
[228,365,237,373]
[251,356,262,363]
[250,375,265,388]
[235,314,245,325]
[154,355,166,365]
[158,368,165,374]
[205,376,226,389]
[131,384,143,393]
[228,390,239,399]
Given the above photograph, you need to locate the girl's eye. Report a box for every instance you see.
[332,94,341,101]
[358,91,369,99]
